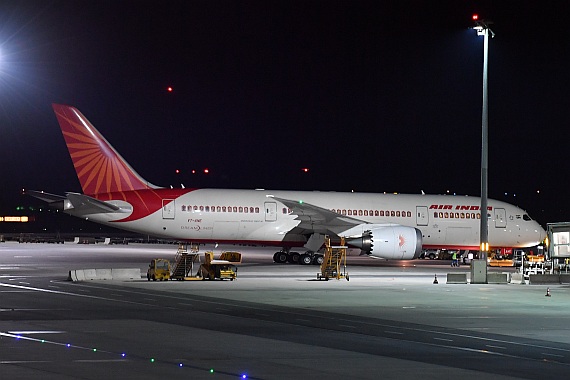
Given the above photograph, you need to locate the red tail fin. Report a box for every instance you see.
[52,104,157,195]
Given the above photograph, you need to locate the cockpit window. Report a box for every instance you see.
[523,214,532,221]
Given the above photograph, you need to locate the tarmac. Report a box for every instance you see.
[1,242,569,379]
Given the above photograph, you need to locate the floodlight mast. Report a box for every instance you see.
[472,15,495,260]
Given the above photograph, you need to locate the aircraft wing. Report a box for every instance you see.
[270,196,364,234]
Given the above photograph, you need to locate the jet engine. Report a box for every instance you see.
[344,225,422,260]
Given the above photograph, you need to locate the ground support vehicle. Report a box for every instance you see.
[317,236,349,281]
[147,258,171,281]
[198,251,240,280]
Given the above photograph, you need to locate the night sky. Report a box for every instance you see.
[0,1,568,228]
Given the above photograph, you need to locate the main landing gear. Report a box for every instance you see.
[273,250,323,265]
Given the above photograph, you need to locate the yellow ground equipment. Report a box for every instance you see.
[198,251,240,280]
[147,258,171,281]
[317,236,349,281]
[170,244,201,280]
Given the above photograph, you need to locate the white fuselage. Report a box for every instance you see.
[78,189,545,250]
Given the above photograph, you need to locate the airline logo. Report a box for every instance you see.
[52,104,153,195]
[399,234,405,248]
[429,204,493,211]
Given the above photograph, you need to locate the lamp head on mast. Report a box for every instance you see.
[472,14,495,38]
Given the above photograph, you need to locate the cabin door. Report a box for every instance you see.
[162,199,175,219]
[416,206,428,226]
[494,208,506,228]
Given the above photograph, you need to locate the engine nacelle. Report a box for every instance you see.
[344,224,422,260]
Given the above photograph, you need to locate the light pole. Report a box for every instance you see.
[473,14,494,261]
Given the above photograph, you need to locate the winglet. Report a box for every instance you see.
[52,104,158,195]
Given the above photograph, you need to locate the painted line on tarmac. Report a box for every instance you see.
[8,331,65,335]
[486,344,507,350]
[433,337,453,342]
[0,282,176,309]
[1,361,51,364]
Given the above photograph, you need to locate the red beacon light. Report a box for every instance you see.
[472,14,479,21]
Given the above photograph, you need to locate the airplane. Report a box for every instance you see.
[27,104,546,265]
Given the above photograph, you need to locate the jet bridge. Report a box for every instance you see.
[547,222,570,272]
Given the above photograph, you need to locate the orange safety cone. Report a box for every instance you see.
[545,287,551,297]
[433,274,438,284]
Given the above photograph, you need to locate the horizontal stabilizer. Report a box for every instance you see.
[66,192,122,213]
[25,190,67,203]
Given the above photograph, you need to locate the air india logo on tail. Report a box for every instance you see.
[52,104,154,195]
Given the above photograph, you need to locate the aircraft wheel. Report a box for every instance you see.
[299,254,313,265]
[313,254,324,265]
[287,252,300,264]
[273,251,288,263]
